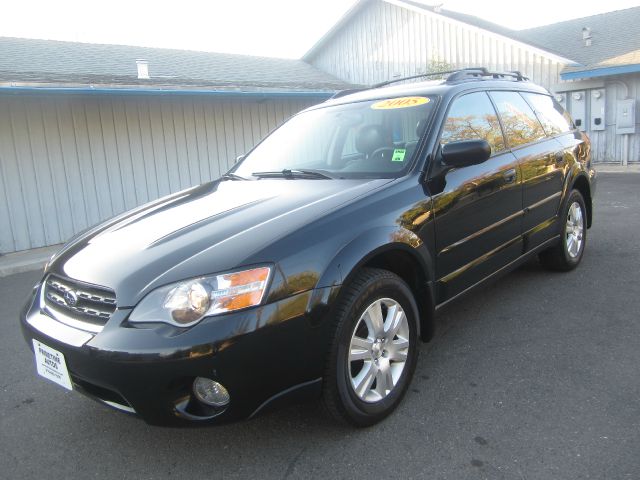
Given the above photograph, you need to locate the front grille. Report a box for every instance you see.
[44,274,117,329]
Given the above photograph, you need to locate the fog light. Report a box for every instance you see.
[193,377,230,407]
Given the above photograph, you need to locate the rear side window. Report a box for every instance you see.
[522,92,573,135]
[440,91,506,154]
[489,91,546,148]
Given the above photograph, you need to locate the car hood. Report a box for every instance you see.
[52,178,391,305]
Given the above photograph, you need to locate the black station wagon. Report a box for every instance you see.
[21,68,596,426]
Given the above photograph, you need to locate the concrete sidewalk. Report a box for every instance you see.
[0,166,637,278]
[596,164,640,173]
[0,244,61,277]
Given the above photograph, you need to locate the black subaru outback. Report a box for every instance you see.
[21,68,596,426]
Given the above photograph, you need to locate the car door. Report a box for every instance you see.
[431,91,523,303]
[489,91,568,251]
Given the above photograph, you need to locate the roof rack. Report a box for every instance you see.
[370,67,529,88]
[330,68,530,99]
[446,68,529,83]
[372,69,461,88]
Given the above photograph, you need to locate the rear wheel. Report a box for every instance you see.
[322,268,419,427]
[539,189,587,271]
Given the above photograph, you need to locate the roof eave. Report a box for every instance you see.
[0,82,337,98]
[561,64,640,80]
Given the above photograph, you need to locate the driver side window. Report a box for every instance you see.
[441,92,506,155]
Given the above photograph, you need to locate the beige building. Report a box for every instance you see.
[0,38,348,254]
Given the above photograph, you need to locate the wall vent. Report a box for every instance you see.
[136,59,150,79]
[582,27,592,46]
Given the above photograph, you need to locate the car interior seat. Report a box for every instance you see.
[403,118,428,160]
[355,124,393,160]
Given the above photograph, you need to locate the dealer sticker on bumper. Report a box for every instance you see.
[33,339,72,390]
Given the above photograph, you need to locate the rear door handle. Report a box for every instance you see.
[503,168,517,184]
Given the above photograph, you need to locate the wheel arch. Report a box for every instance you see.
[318,226,436,342]
[570,173,593,228]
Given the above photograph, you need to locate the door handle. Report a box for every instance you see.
[503,168,517,184]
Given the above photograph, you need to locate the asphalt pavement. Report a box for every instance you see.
[1,172,639,479]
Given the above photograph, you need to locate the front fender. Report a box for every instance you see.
[316,225,436,341]
[317,225,435,290]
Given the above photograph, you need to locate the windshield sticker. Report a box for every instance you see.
[392,149,407,162]
[371,97,430,110]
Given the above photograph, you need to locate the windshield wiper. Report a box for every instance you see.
[251,169,333,179]
[221,172,248,181]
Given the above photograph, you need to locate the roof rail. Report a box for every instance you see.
[372,69,460,88]
[368,67,529,89]
[446,68,529,83]
[330,88,369,99]
[329,68,531,100]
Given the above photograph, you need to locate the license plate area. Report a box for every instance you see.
[33,339,73,390]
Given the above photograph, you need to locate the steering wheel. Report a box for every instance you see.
[369,147,396,160]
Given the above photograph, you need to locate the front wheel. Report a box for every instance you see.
[322,268,419,427]
[539,189,587,271]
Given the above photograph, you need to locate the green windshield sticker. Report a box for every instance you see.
[392,148,406,162]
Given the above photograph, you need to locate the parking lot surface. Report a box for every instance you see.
[1,172,638,479]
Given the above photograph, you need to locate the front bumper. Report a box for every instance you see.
[21,281,338,426]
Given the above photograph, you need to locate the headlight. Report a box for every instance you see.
[128,266,271,327]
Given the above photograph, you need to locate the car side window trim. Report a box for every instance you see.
[426,89,516,181]
[426,87,568,179]
[520,92,554,138]
[486,91,509,152]
[488,90,550,153]
[435,90,508,157]
[491,90,579,140]
[519,92,576,141]
[408,95,443,175]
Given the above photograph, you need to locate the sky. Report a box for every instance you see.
[0,0,638,58]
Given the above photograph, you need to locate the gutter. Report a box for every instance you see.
[561,64,640,80]
[0,84,336,99]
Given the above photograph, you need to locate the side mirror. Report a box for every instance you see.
[235,154,246,164]
[441,140,491,168]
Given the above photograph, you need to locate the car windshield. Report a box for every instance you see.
[233,96,438,179]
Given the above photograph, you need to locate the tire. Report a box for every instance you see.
[539,189,587,271]
[322,268,419,427]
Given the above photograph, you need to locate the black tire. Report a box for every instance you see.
[322,268,419,427]
[539,189,587,271]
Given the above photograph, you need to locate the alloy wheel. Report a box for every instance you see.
[565,201,584,258]
[347,298,410,403]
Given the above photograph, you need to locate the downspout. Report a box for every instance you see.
[623,133,630,167]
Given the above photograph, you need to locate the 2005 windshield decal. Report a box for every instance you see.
[371,97,430,109]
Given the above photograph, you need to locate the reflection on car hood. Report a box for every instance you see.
[53,178,391,305]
